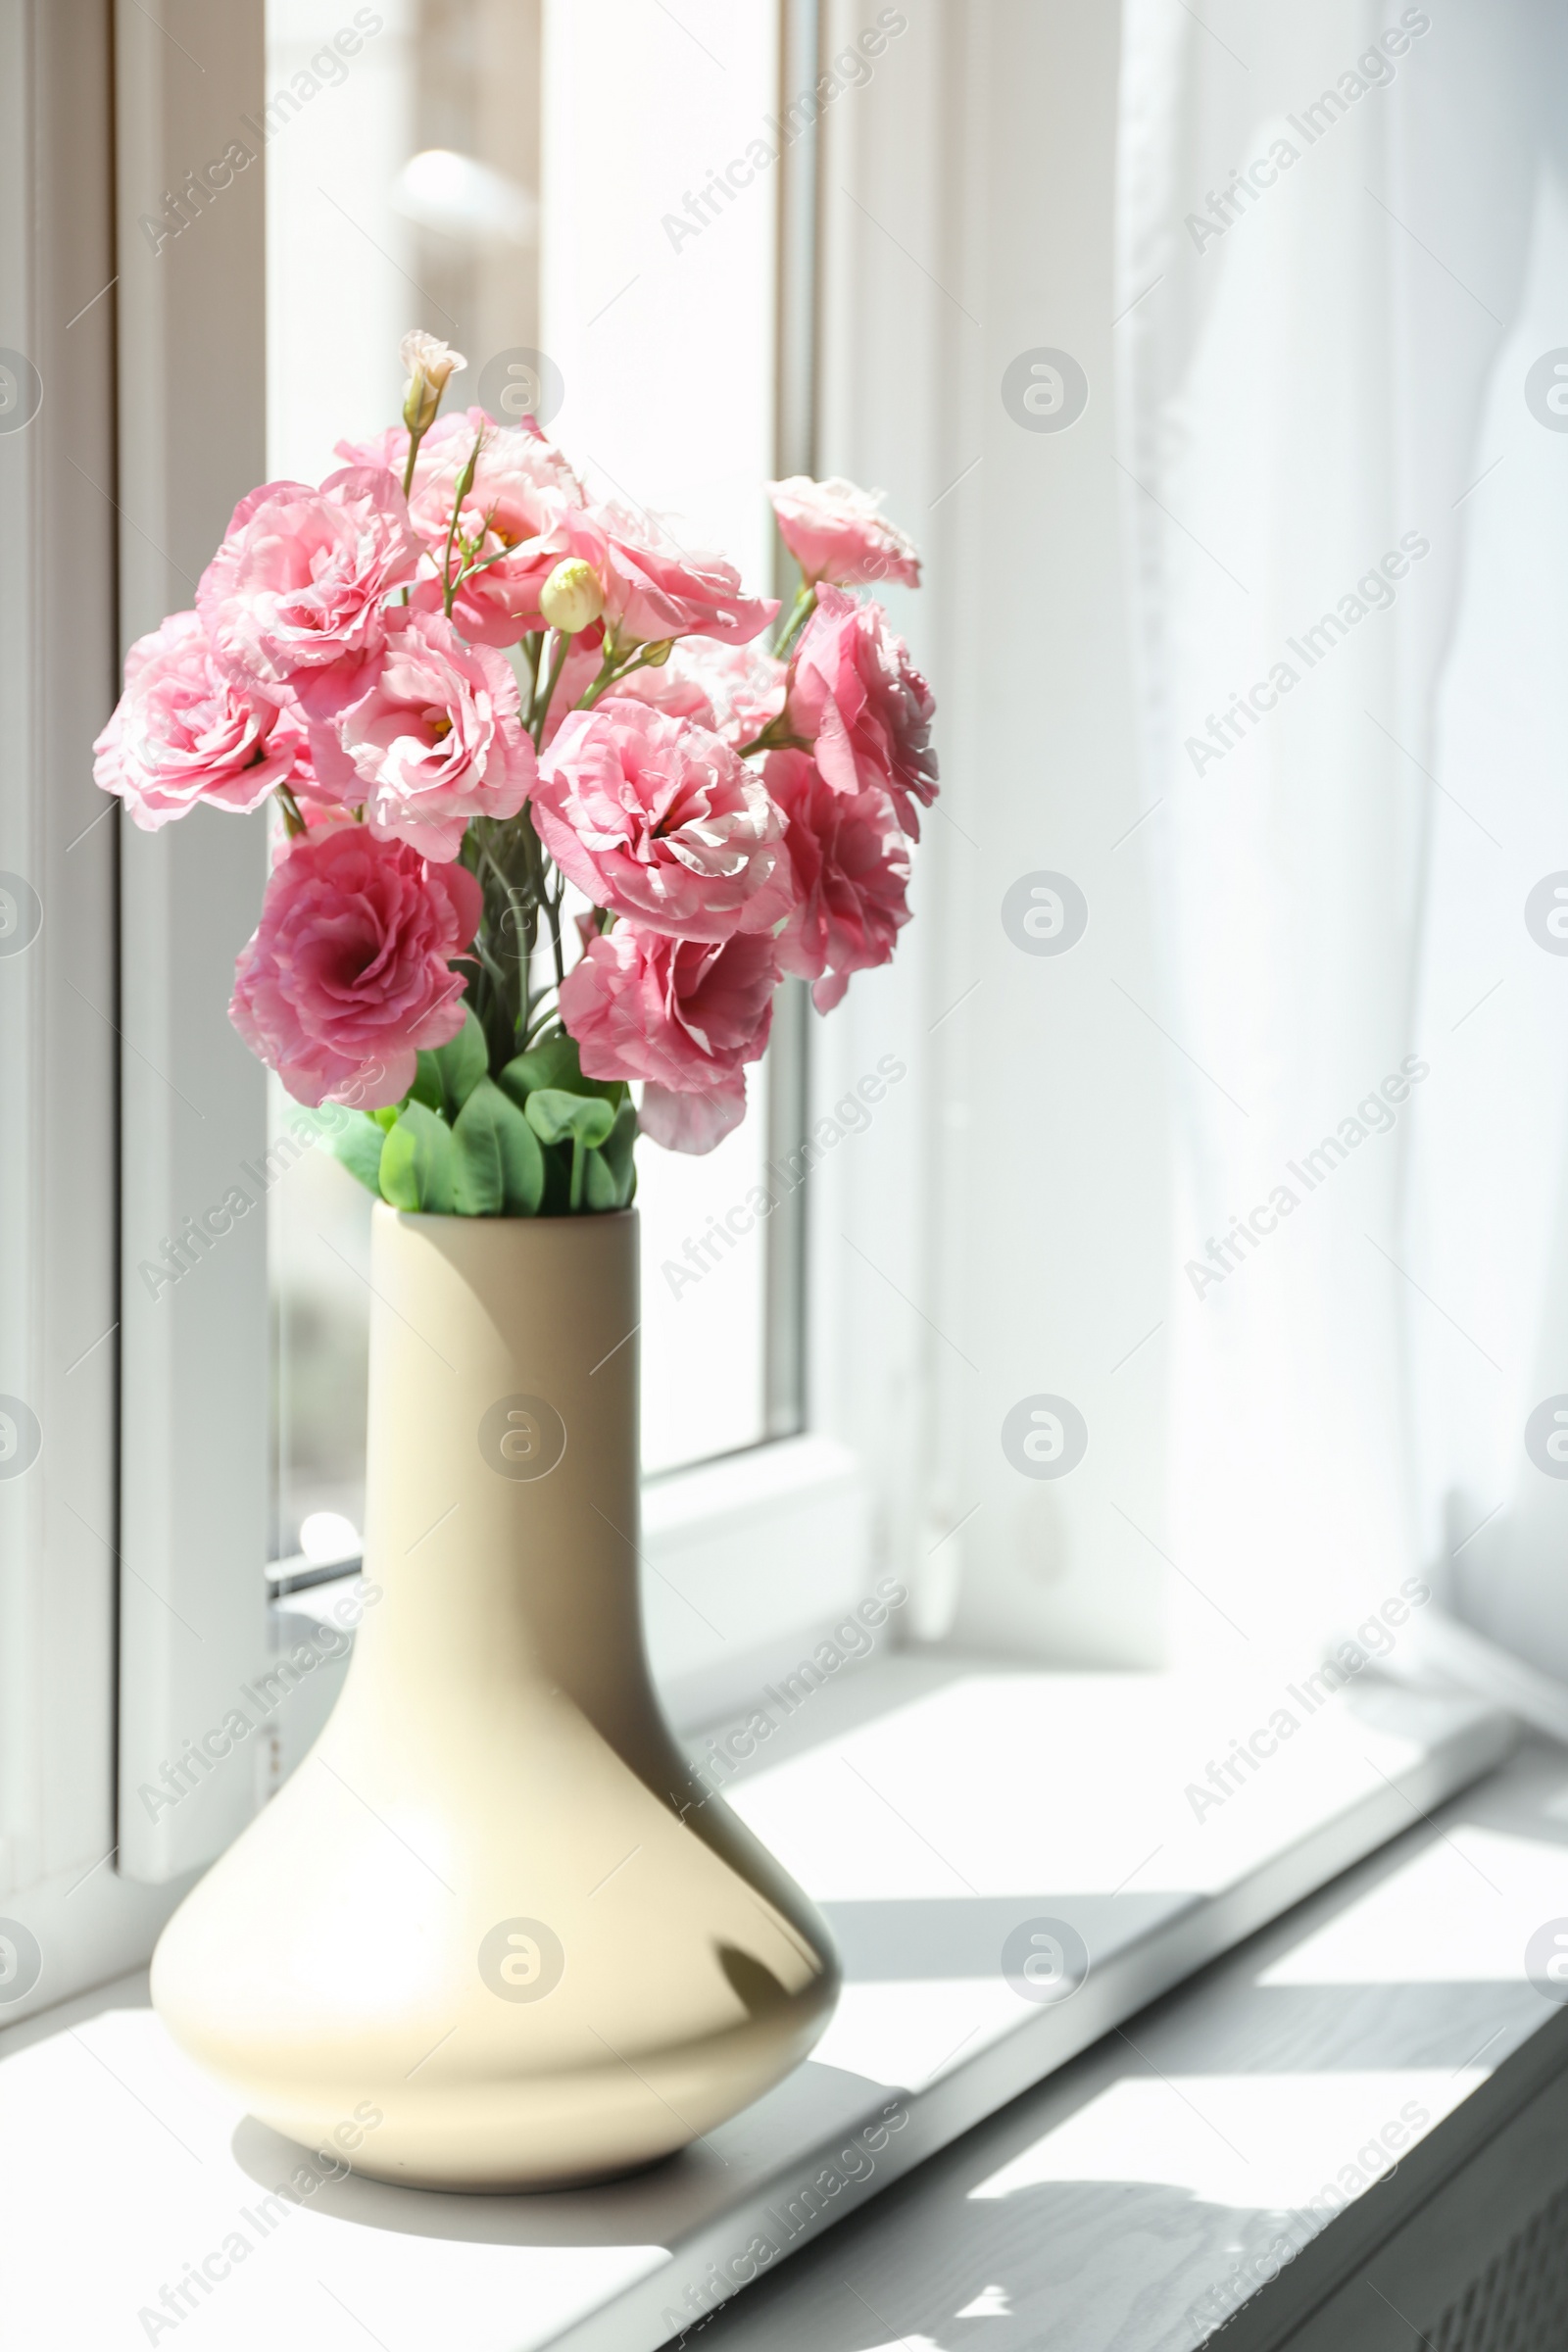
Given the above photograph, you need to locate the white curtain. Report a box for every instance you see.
[1116,0,1568,1668]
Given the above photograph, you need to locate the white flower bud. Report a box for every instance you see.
[539,558,606,635]
[399,330,467,436]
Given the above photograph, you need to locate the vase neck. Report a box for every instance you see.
[349,1207,674,1783]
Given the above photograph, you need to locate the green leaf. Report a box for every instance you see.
[523,1088,615,1152]
[495,1092,547,1216]
[539,1139,573,1217]
[378,1100,456,1213]
[329,1110,386,1196]
[369,1103,401,1133]
[599,1099,639,1207]
[498,1030,624,1111]
[582,1146,620,1211]
[452,1077,544,1217]
[524,1090,617,1213]
[416,1004,488,1124]
[450,1082,503,1216]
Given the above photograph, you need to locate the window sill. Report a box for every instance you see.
[698,1734,1568,2352]
[0,1657,1512,2350]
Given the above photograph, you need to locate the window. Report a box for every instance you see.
[264,0,801,1560]
[85,0,869,1911]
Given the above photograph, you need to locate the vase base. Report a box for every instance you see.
[329,2145,673,2196]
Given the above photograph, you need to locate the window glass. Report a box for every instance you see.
[264,0,782,1556]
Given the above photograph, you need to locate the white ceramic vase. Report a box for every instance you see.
[151,1204,839,2190]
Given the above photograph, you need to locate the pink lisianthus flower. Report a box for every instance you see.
[197,467,423,711]
[92,610,310,829]
[229,824,481,1108]
[612,637,787,750]
[590,500,777,649]
[606,652,720,731]
[281,796,360,849]
[768,475,921,589]
[307,609,535,860]
[335,411,589,644]
[532,698,788,941]
[706,640,788,748]
[407,414,597,648]
[537,636,784,751]
[766,750,911,1012]
[559,924,778,1153]
[337,406,583,504]
[786,585,939,838]
[639,1073,750,1154]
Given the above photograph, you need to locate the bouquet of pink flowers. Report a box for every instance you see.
[96,332,937,1214]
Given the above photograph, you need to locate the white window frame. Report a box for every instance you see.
[112,0,272,1891]
[0,0,214,2001]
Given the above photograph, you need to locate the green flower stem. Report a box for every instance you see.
[529,630,571,747]
[573,642,622,714]
[441,428,486,618]
[520,996,560,1048]
[398,420,432,607]
[771,579,816,663]
[732,716,811,760]
[576,639,671,713]
[275,781,307,838]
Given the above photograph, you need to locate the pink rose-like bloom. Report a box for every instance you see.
[608,651,719,731]
[229,824,481,1108]
[613,638,786,750]
[93,611,310,829]
[279,797,360,851]
[337,407,582,504]
[308,608,535,860]
[787,585,939,838]
[766,750,911,1012]
[560,924,778,1153]
[197,467,423,710]
[532,699,787,941]
[768,475,921,590]
[592,500,777,649]
[538,635,785,753]
[415,416,596,647]
[705,640,788,748]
